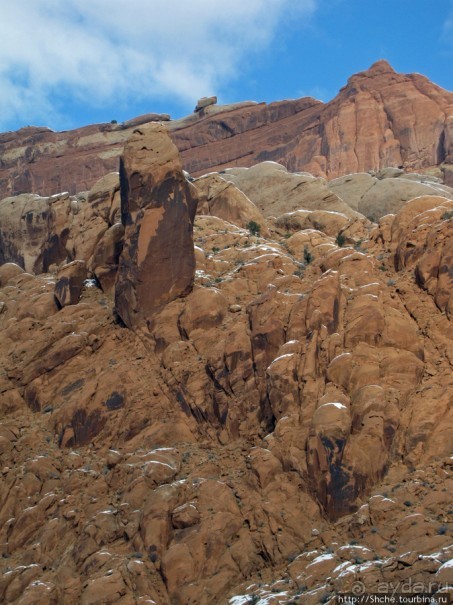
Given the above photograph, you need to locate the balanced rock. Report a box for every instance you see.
[195,96,217,112]
[115,123,198,329]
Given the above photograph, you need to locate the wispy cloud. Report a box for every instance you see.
[442,0,453,44]
[0,0,317,131]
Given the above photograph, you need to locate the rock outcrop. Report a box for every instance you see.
[330,169,453,221]
[54,260,87,307]
[221,162,360,218]
[194,172,269,234]
[0,107,452,605]
[114,123,198,329]
[0,61,451,198]
[0,173,122,292]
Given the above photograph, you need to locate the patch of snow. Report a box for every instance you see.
[333,561,352,574]
[83,278,98,288]
[143,460,175,470]
[258,593,289,604]
[268,353,295,366]
[308,553,336,565]
[336,564,359,579]
[331,352,352,362]
[229,597,253,605]
[323,402,347,410]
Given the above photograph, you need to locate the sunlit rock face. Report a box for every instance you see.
[114,123,198,329]
[1,61,452,199]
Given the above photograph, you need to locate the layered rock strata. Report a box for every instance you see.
[0,61,452,198]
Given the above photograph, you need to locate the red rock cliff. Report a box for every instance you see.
[0,60,452,198]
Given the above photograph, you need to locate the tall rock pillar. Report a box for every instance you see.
[115,123,198,329]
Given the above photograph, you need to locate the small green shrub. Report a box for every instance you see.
[335,232,346,247]
[403,500,412,507]
[441,210,453,220]
[247,220,261,236]
[303,246,313,264]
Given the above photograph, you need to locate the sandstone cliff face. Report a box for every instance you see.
[1,61,452,199]
[0,172,122,292]
[0,125,452,604]
[114,123,198,329]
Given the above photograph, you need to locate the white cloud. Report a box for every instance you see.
[0,0,317,130]
[442,0,453,42]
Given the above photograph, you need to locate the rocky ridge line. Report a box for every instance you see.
[0,60,452,199]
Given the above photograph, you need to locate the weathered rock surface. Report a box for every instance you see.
[0,120,452,605]
[0,173,122,285]
[1,61,451,198]
[54,260,88,307]
[194,172,269,235]
[221,161,360,218]
[114,123,198,329]
[330,170,453,221]
[274,208,352,237]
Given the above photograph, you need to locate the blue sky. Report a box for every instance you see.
[0,0,452,133]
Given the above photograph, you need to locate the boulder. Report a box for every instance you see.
[0,262,24,286]
[195,96,217,112]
